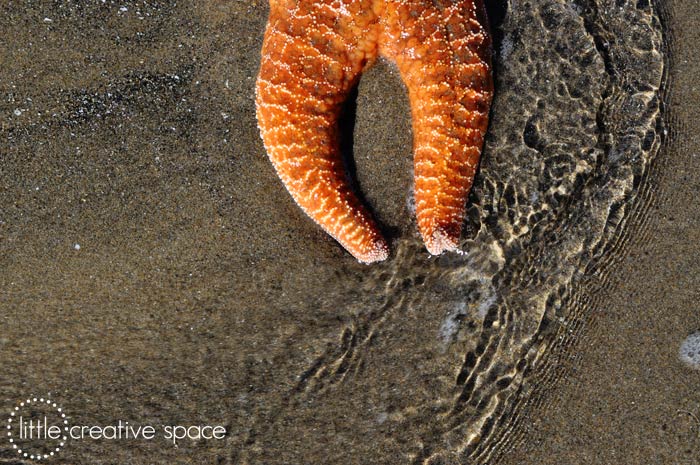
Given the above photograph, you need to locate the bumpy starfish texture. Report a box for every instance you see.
[256,0,493,263]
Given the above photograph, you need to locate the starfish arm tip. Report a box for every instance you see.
[353,240,390,264]
[424,229,461,256]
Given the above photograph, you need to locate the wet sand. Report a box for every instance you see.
[0,1,697,464]
[499,1,700,463]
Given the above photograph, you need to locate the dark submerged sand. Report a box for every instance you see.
[0,0,697,464]
[499,2,700,463]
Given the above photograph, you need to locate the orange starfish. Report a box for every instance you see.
[256,0,493,263]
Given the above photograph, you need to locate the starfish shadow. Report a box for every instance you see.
[338,84,400,246]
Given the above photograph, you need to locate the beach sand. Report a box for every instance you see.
[499,2,700,463]
[0,1,697,464]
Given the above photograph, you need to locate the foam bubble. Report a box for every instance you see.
[679,331,700,370]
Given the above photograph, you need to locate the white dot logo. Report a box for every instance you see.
[6,397,69,460]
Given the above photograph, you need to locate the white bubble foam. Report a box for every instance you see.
[679,331,700,370]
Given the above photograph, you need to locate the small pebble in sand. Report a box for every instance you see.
[679,331,700,369]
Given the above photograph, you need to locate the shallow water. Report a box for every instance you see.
[0,1,665,464]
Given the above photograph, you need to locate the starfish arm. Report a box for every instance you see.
[255,1,388,263]
[380,0,494,255]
